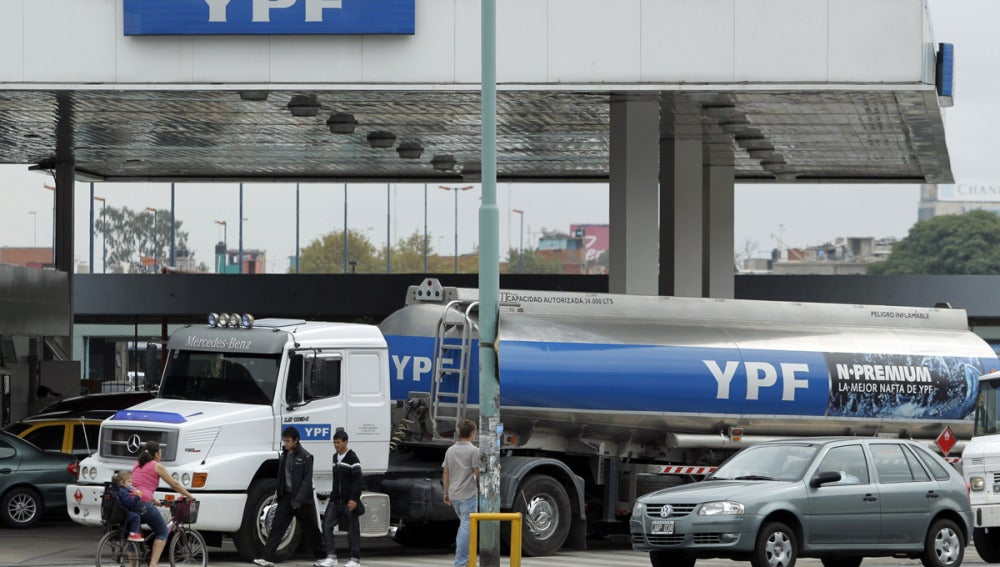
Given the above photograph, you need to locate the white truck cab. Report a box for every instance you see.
[962,370,1000,562]
[67,316,392,560]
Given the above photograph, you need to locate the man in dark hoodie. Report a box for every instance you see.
[315,428,363,567]
[253,426,326,567]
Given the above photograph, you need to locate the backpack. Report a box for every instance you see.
[101,482,127,525]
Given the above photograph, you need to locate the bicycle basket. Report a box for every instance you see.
[171,500,199,524]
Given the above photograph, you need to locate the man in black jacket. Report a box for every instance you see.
[315,428,363,567]
[254,426,326,567]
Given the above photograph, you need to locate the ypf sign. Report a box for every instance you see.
[124,0,415,35]
[936,426,957,456]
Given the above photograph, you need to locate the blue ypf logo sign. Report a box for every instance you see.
[124,0,415,35]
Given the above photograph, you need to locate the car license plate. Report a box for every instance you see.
[651,520,674,535]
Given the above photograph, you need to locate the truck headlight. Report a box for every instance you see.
[181,473,191,486]
[87,467,97,481]
[699,501,745,515]
[971,476,986,492]
[633,502,645,517]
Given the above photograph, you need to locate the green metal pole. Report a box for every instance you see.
[478,0,501,565]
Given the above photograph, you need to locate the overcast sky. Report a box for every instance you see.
[0,0,990,273]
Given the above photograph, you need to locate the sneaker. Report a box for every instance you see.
[127,532,143,542]
[314,558,338,567]
[344,559,361,567]
[252,559,274,567]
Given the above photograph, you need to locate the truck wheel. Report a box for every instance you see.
[650,550,696,567]
[232,479,302,561]
[974,528,1000,563]
[921,519,964,567]
[0,486,43,528]
[750,521,797,567]
[503,475,571,557]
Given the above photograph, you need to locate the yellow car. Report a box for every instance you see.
[5,414,104,459]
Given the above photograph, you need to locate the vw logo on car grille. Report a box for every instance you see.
[659,505,672,518]
[126,434,143,454]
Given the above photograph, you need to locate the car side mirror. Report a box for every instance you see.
[809,470,842,488]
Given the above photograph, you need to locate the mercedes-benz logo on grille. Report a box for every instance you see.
[126,434,143,454]
[659,505,672,518]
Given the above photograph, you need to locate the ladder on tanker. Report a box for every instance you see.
[429,300,477,441]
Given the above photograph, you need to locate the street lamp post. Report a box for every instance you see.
[439,185,474,273]
[145,207,157,269]
[512,208,525,273]
[94,197,107,273]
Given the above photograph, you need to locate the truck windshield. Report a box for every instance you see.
[975,379,1000,436]
[159,350,280,405]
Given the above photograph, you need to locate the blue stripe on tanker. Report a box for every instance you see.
[385,335,986,420]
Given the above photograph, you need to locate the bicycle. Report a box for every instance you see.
[96,497,208,567]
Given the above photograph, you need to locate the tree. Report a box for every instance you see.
[503,247,562,273]
[868,210,1000,275]
[383,230,438,273]
[298,229,381,274]
[94,206,191,269]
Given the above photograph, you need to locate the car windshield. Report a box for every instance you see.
[709,444,819,481]
[159,350,280,405]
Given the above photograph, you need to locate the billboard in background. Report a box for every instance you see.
[935,183,1000,202]
[570,224,609,264]
[124,0,415,35]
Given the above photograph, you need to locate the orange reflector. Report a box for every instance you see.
[729,427,743,442]
[192,473,207,488]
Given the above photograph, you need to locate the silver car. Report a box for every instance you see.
[631,437,971,567]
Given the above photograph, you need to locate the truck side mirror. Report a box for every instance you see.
[286,354,305,407]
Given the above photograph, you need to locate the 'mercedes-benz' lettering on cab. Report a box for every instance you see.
[184,336,253,350]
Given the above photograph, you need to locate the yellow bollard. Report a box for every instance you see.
[468,512,522,567]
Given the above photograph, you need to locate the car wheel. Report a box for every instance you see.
[821,556,863,567]
[650,550,696,567]
[974,527,1000,563]
[0,486,44,528]
[751,521,797,567]
[921,519,965,567]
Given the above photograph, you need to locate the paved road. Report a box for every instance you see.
[1,520,993,567]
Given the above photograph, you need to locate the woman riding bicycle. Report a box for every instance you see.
[132,440,196,567]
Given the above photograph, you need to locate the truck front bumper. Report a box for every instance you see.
[66,484,248,533]
[974,504,1000,528]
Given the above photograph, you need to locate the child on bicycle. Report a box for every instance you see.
[111,470,145,542]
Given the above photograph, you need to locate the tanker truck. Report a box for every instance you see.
[66,279,997,559]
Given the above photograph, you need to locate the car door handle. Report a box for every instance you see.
[0,468,11,474]
[863,494,878,502]
[926,491,940,499]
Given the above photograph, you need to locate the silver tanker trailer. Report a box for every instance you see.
[65,279,998,559]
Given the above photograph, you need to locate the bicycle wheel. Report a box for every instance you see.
[168,527,208,567]
[96,532,141,567]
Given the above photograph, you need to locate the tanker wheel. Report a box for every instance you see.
[502,475,571,557]
[974,528,1000,563]
[232,479,302,561]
